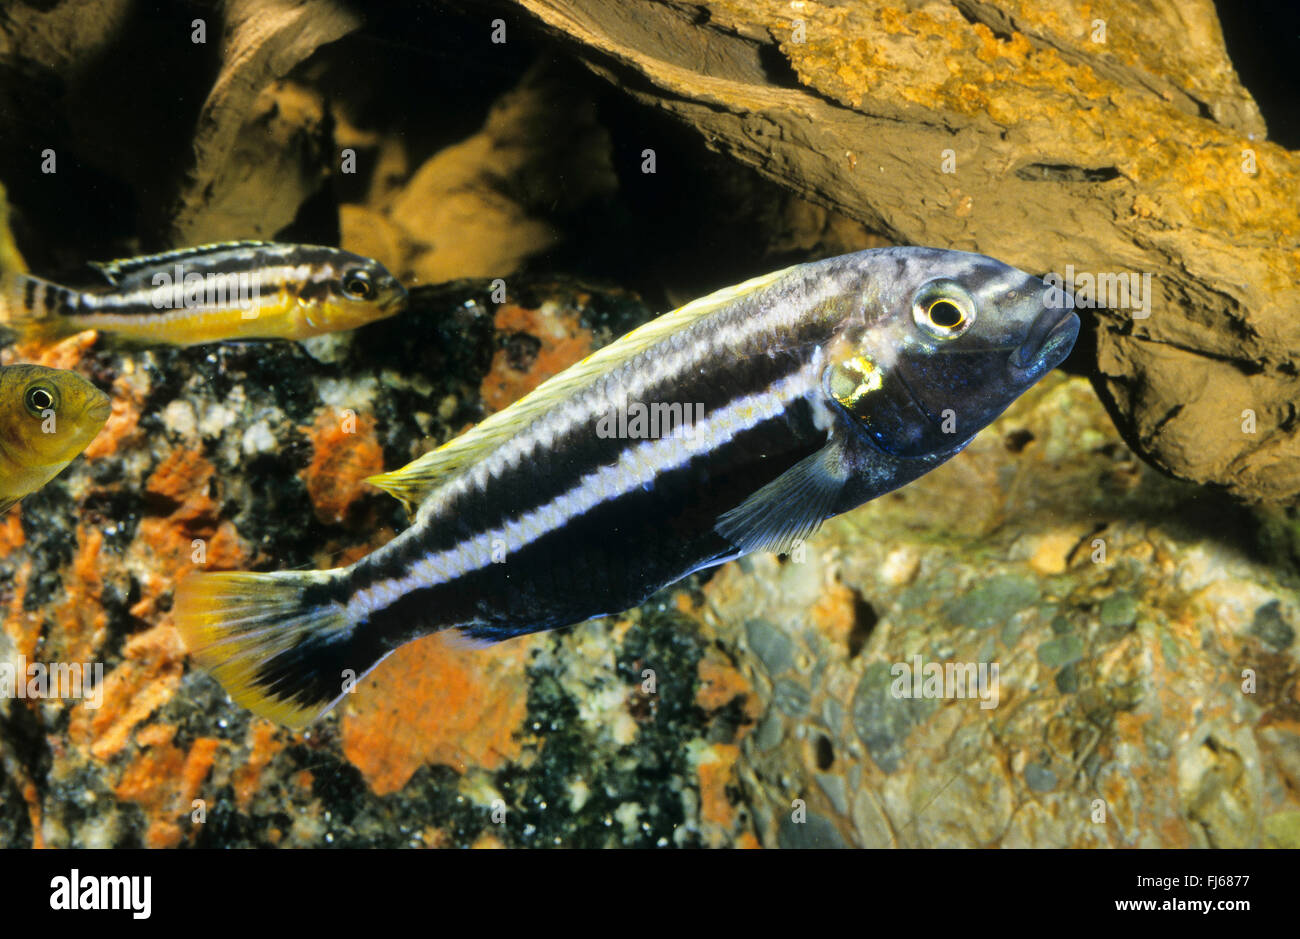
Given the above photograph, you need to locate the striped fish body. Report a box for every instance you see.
[176,247,1080,727]
[355,286,851,647]
[0,241,407,346]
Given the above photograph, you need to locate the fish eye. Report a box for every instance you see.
[24,385,57,415]
[912,282,975,340]
[341,269,374,300]
[927,299,965,329]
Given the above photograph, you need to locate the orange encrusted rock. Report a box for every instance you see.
[232,720,284,811]
[69,624,186,762]
[145,448,215,509]
[300,407,385,525]
[479,303,593,412]
[82,370,143,460]
[695,742,742,844]
[340,632,534,796]
[695,647,758,720]
[112,725,221,848]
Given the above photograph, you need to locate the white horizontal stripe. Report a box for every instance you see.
[421,270,841,520]
[346,351,828,621]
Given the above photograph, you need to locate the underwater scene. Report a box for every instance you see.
[0,0,1297,861]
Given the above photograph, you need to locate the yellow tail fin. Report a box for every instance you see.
[0,271,78,340]
[174,570,385,728]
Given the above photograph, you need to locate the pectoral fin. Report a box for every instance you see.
[715,439,848,557]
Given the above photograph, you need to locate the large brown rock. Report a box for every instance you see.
[170,0,362,244]
[505,0,1300,504]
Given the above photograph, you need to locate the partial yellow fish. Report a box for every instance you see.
[0,240,407,346]
[0,364,110,513]
[0,180,26,275]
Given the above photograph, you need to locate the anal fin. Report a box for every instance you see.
[451,621,555,647]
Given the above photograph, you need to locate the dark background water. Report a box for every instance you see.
[1217,0,1300,148]
[5,0,1296,275]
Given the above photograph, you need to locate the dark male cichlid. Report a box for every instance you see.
[175,247,1079,727]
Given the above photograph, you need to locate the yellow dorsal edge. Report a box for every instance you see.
[366,263,801,512]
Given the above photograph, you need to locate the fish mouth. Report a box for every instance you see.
[1011,305,1080,372]
[381,288,411,313]
[86,395,112,425]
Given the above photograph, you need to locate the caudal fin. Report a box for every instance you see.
[174,570,388,728]
[0,271,79,340]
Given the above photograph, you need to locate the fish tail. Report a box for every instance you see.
[0,271,79,339]
[174,569,388,728]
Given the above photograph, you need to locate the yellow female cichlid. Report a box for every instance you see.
[0,364,110,513]
[0,241,408,346]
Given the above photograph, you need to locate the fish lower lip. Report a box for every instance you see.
[1014,308,1078,368]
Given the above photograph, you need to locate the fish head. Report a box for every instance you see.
[826,248,1079,459]
[297,250,408,334]
[0,365,111,467]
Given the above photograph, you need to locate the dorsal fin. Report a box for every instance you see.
[365,262,802,514]
[88,240,280,286]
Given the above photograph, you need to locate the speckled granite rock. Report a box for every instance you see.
[1,276,1294,848]
[0,280,750,848]
[690,375,1300,848]
[3,0,1296,852]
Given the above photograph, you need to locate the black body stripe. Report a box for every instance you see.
[367,396,828,649]
[99,243,335,287]
[349,293,844,594]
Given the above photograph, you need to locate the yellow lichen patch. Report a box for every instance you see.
[340,631,534,795]
[1026,530,1086,575]
[674,591,698,618]
[300,407,386,525]
[479,303,594,413]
